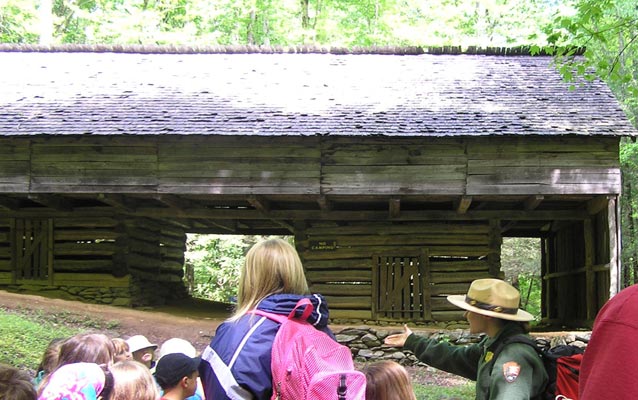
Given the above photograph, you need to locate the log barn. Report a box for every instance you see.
[0,45,635,327]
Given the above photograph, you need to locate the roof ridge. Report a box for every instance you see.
[0,43,582,56]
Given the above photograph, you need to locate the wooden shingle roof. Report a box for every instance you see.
[1,46,635,137]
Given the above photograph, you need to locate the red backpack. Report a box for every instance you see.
[493,335,585,400]
[251,298,367,400]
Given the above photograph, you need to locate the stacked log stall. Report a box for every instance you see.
[299,221,496,323]
[120,218,188,306]
[0,218,10,285]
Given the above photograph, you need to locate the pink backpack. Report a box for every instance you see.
[251,298,367,400]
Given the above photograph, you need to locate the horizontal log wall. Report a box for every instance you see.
[0,136,622,196]
[466,137,620,195]
[122,218,188,306]
[0,218,10,283]
[299,221,496,322]
[0,216,188,307]
[321,137,467,195]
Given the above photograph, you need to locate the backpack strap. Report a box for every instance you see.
[489,334,542,375]
[250,298,315,324]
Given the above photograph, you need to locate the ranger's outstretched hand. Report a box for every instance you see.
[383,324,413,347]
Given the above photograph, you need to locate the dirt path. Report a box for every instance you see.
[0,290,225,351]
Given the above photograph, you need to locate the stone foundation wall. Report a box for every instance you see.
[335,326,591,365]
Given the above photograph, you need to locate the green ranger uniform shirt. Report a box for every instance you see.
[404,322,548,400]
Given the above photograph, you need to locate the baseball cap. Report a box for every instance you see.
[153,353,200,389]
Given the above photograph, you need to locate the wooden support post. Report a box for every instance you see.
[584,218,595,320]
[389,197,401,219]
[488,219,502,277]
[48,218,54,284]
[524,195,544,211]
[9,218,16,284]
[608,197,620,295]
[247,195,270,213]
[454,196,472,214]
[420,249,432,321]
[316,195,332,211]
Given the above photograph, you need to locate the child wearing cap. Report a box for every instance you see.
[384,278,548,400]
[125,335,157,369]
[154,353,201,400]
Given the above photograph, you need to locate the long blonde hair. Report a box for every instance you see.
[108,361,159,400]
[363,360,417,400]
[231,238,309,321]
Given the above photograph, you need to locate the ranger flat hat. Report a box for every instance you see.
[447,278,534,321]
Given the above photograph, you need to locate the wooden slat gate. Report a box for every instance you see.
[372,250,431,321]
[11,218,53,282]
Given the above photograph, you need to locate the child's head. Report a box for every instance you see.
[363,360,417,400]
[36,338,65,376]
[233,238,309,318]
[125,335,157,369]
[0,364,37,400]
[154,353,200,398]
[56,333,115,367]
[159,338,197,359]
[111,338,131,363]
[108,360,159,400]
[36,362,108,400]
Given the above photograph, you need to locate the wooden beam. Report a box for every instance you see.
[28,194,73,212]
[586,196,610,215]
[153,194,204,212]
[500,220,517,234]
[247,195,270,213]
[316,195,332,211]
[389,197,400,218]
[1,207,592,221]
[454,196,472,214]
[0,195,20,211]
[524,195,544,210]
[97,193,136,212]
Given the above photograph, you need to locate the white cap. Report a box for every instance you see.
[126,335,157,353]
[159,337,196,359]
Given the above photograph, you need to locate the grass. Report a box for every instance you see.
[0,306,119,371]
[413,383,475,399]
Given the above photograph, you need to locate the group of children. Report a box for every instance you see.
[0,332,205,400]
[0,330,413,400]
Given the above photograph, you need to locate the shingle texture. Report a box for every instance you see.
[1,51,635,136]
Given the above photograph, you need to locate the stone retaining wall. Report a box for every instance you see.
[335,326,591,365]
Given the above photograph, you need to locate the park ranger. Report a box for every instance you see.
[384,278,548,400]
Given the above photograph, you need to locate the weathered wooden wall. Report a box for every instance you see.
[541,208,612,327]
[297,221,499,322]
[0,215,188,306]
[0,135,621,196]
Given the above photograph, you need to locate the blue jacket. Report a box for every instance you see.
[199,293,333,400]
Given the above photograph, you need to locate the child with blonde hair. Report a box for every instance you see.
[199,238,334,400]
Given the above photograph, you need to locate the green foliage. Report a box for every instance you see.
[517,274,542,318]
[500,237,542,320]
[185,234,246,302]
[0,0,39,42]
[541,0,638,126]
[3,0,561,47]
